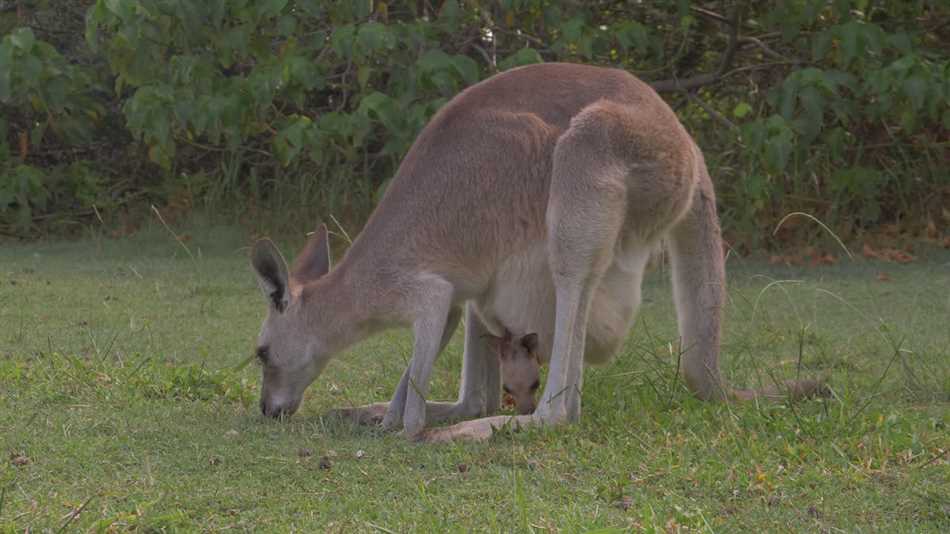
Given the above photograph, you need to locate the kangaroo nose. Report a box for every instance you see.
[260,399,283,418]
[260,398,298,418]
[518,402,536,415]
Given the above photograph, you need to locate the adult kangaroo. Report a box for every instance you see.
[250,62,825,442]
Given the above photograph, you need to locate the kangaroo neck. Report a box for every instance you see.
[301,258,407,354]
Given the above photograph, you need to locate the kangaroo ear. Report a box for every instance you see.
[520,333,539,353]
[291,224,331,283]
[251,239,290,313]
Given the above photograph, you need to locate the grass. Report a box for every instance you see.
[1,222,948,532]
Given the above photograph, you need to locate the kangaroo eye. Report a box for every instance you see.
[530,380,540,391]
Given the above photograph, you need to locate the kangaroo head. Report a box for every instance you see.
[490,331,542,415]
[251,226,335,418]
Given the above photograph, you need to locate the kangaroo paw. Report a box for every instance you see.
[418,415,540,443]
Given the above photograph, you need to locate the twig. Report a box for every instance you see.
[773,212,854,260]
[56,494,94,534]
[721,61,805,79]
[685,91,738,131]
[650,6,743,93]
[365,521,397,534]
[739,35,792,61]
[847,336,904,428]
[917,447,949,469]
[151,205,195,262]
[690,5,729,24]
[327,214,353,245]
[667,341,686,407]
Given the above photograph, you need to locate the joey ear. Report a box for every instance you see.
[520,333,539,353]
[251,239,291,312]
[291,224,331,283]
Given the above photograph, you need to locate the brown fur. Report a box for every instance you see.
[250,63,828,440]
[486,331,542,415]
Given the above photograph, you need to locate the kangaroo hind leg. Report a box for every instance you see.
[535,106,632,424]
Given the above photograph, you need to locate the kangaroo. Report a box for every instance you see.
[250,62,827,442]
[485,330,542,416]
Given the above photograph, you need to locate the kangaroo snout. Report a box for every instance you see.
[260,397,300,419]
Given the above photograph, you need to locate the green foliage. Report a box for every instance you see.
[0,1,947,242]
[695,3,949,240]
[0,22,106,233]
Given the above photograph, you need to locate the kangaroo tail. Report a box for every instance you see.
[730,378,832,402]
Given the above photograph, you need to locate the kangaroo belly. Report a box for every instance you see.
[475,243,650,366]
[474,244,556,356]
[583,247,651,364]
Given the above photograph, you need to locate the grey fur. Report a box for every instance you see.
[250,63,826,440]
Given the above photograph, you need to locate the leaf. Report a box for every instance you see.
[277,15,297,36]
[499,47,543,71]
[147,144,171,169]
[450,55,479,85]
[776,78,798,120]
[888,32,912,54]
[439,0,461,22]
[10,28,36,51]
[902,76,927,111]
[615,21,649,52]
[357,65,372,88]
[762,115,794,172]
[560,17,585,43]
[356,22,392,55]
[0,43,12,102]
[273,115,313,166]
[358,91,399,131]
[256,0,288,18]
[797,86,825,140]
[330,25,356,59]
[733,102,752,119]
[417,49,452,73]
[837,22,860,66]
[20,56,43,88]
[30,122,46,151]
[104,0,129,18]
[812,30,833,61]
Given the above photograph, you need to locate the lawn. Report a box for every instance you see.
[1,223,948,532]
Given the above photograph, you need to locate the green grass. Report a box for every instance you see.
[1,224,948,532]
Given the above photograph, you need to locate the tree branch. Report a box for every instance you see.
[649,6,742,93]
[686,91,738,132]
[739,35,791,62]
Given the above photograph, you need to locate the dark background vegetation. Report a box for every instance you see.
[1,0,948,249]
